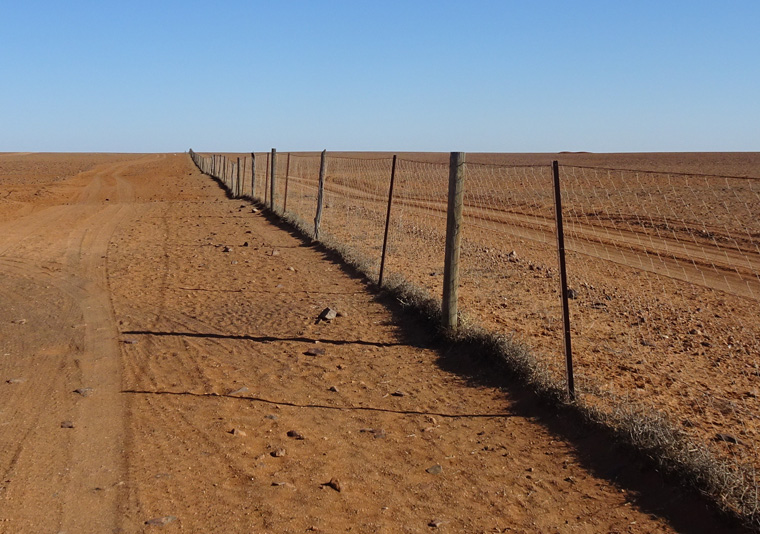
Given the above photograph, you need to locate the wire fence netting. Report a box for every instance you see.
[190,149,760,514]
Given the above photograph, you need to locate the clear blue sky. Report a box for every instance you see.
[1,1,757,153]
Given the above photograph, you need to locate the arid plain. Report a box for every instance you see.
[0,152,755,533]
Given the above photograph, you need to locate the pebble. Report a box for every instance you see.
[429,519,444,528]
[318,308,337,321]
[271,448,286,457]
[324,478,343,492]
[229,428,247,437]
[222,246,232,253]
[6,378,25,384]
[328,386,339,392]
[426,464,443,475]
[227,386,249,396]
[61,421,75,429]
[123,339,139,345]
[265,414,279,420]
[287,430,305,440]
[305,347,326,356]
[567,288,578,299]
[271,250,280,256]
[74,388,93,397]
[391,390,406,397]
[145,516,177,526]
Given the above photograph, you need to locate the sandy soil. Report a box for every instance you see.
[0,153,750,533]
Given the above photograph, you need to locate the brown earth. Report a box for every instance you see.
[0,152,750,533]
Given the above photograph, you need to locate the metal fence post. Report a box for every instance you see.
[250,152,256,199]
[552,160,575,401]
[283,153,292,212]
[378,155,398,287]
[442,152,465,331]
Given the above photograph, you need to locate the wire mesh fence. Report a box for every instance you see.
[189,148,760,520]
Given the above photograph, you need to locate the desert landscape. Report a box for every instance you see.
[0,151,756,533]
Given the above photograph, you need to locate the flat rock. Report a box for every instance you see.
[429,519,445,528]
[318,308,337,321]
[6,378,26,384]
[74,387,93,397]
[61,421,75,429]
[229,428,247,437]
[227,386,249,396]
[304,347,326,356]
[271,447,286,457]
[145,516,177,526]
[426,464,443,475]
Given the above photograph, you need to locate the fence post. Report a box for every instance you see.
[236,157,241,197]
[552,160,575,401]
[314,150,327,240]
[442,152,465,331]
[250,153,256,199]
[283,153,292,212]
[270,148,277,211]
[264,152,270,205]
[378,155,398,287]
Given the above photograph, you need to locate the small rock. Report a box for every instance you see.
[271,481,295,489]
[287,430,305,440]
[318,308,338,321]
[304,347,326,356]
[715,433,745,445]
[287,266,295,271]
[429,519,445,528]
[13,319,27,325]
[271,250,280,256]
[271,448,286,457]
[61,421,75,429]
[243,241,249,247]
[252,208,259,213]
[227,386,249,396]
[328,386,339,392]
[145,516,177,526]
[6,378,25,384]
[229,428,247,437]
[360,428,386,439]
[222,246,232,253]
[426,464,443,475]
[324,478,343,492]
[265,414,279,420]
[74,388,93,397]
[123,339,139,345]
[567,288,578,299]
[391,390,406,397]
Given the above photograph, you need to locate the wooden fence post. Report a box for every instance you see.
[283,153,291,212]
[442,152,465,331]
[250,153,256,199]
[314,150,327,239]
[552,160,575,401]
[270,148,277,211]
[378,155,398,287]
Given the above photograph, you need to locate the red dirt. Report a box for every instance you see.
[0,153,749,533]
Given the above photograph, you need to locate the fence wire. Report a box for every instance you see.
[189,149,760,511]
[559,165,760,474]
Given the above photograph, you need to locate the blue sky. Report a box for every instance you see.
[1,1,757,152]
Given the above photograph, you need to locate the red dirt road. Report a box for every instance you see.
[0,153,746,533]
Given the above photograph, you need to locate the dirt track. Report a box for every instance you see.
[0,153,748,533]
